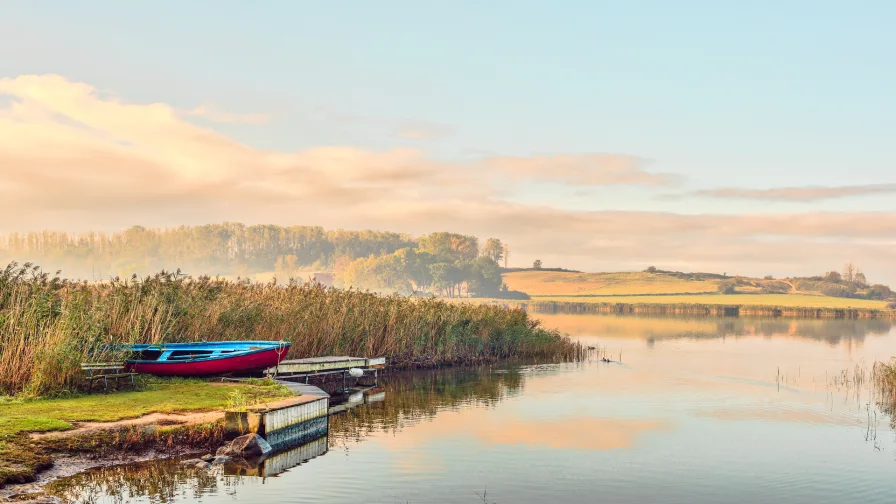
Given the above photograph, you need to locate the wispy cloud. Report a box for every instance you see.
[182,104,269,125]
[663,184,896,202]
[486,154,679,187]
[2,74,895,282]
[393,121,453,140]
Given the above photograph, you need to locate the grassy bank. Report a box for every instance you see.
[0,378,291,488]
[0,378,291,438]
[0,262,583,397]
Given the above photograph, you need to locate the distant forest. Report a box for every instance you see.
[0,224,523,298]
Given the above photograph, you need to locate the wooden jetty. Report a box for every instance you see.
[267,356,386,376]
[266,355,386,389]
[224,393,329,449]
[227,355,387,448]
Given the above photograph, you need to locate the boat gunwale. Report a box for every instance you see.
[118,341,291,365]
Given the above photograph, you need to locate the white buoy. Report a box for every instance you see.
[348,367,364,378]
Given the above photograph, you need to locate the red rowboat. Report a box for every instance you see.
[121,341,291,376]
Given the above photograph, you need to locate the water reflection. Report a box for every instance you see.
[328,367,525,449]
[47,367,532,504]
[534,313,894,345]
[45,458,226,504]
[223,433,328,478]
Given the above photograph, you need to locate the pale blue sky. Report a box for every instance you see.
[2,1,896,279]
[3,1,895,213]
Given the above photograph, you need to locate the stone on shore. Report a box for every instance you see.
[217,434,272,458]
[200,454,215,462]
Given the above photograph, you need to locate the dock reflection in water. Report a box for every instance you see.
[224,431,329,479]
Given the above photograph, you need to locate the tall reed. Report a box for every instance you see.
[873,359,896,419]
[0,263,583,397]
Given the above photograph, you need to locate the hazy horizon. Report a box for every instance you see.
[2,2,895,284]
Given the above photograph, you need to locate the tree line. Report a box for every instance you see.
[0,224,526,298]
[0,224,415,279]
[338,235,525,298]
[797,263,893,300]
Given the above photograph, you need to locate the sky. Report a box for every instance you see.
[1,1,895,281]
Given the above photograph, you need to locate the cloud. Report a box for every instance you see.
[182,104,269,125]
[664,184,896,202]
[393,121,453,140]
[2,74,895,283]
[486,154,679,187]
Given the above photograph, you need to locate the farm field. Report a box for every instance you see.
[502,271,723,296]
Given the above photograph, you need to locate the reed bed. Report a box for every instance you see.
[873,359,896,419]
[0,263,584,397]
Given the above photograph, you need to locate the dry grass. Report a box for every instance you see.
[502,271,721,296]
[0,262,583,397]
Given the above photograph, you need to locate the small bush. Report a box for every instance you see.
[868,284,893,300]
[821,284,856,298]
[761,281,790,294]
[495,290,530,300]
[718,280,737,294]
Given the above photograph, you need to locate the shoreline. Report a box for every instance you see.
[2,374,358,501]
[0,378,297,498]
[464,299,896,319]
[0,419,226,501]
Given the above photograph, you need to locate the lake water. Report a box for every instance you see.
[48,314,896,503]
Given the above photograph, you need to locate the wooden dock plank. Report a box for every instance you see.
[269,356,369,374]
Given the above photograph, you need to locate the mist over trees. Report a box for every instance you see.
[0,224,524,298]
[0,224,413,279]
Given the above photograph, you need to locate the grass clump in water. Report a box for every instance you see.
[873,359,896,419]
[0,262,583,397]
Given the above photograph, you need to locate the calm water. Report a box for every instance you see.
[49,315,896,503]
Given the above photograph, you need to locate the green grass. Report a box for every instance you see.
[0,378,292,438]
[0,437,52,486]
[530,293,890,309]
